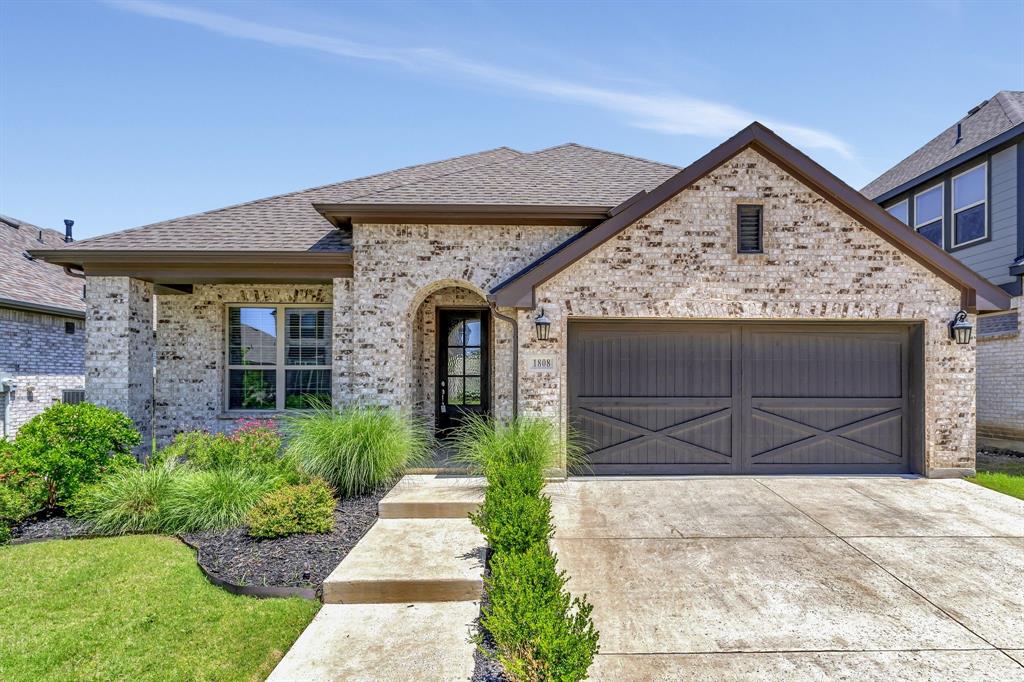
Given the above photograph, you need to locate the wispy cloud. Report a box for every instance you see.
[107,0,855,159]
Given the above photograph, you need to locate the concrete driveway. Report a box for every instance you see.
[547,476,1024,681]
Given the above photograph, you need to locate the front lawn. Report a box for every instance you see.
[967,471,1024,501]
[0,536,318,682]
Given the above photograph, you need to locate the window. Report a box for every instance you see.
[226,305,332,411]
[952,163,987,246]
[913,184,943,247]
[886,199,909,224]
[736,204,763,253]
[65,321,76,335]
[62,389,86,405]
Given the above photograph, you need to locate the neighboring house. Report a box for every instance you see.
[34,123,1010,477]
[0,215,86,438]
[863,91,1024,450]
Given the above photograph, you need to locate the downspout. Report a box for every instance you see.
[488,302,518,419]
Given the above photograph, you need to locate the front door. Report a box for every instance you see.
[437,309,489,436]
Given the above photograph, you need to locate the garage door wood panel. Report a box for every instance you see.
[568,322,916,475]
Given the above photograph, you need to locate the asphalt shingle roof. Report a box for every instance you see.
[862,91,1024,200]
[0,215,86,315]
[59,147,523,252]
[53,144,678,254]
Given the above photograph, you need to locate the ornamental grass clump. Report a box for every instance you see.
[452,415,587,478]
[69,461,177,535]
[160,467,276,533]
[246,478,336,538]
[284,405,432,497]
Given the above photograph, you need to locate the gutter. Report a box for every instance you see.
[488,302,518,419]
[0,298,85,319]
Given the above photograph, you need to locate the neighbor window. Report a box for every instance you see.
[62,389,86,405]
[226,305,332,411]
[885,199,908,224]
[952,163,987,246]
[913,184,943,247]
[736,204,763,253]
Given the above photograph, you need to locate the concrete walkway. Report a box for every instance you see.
[268,475,485,682]
[548,476,1024,681]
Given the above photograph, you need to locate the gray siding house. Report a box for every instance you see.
[864,91,1024,449]
[0,215,86,438]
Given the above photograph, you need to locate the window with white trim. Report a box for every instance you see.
[913,184,943,247]
[226,305,332,411]
[952,163,987,246]
[886,199,908,224]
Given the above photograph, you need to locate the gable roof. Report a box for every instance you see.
[50,147,523,254]
[0,215,86,317]
[863,91,1024,201]
[490,123,1011,313]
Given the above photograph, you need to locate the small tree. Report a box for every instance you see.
[14,402,140,507]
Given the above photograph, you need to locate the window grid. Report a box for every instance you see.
[913,183,944,248]
[951,162,987,247]
[225,304,332,411]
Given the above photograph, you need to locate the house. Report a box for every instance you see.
[33,123,1011,476]
[863,91,1023,451]
[0,215,86,438]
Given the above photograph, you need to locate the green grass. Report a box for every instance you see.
[0,535,318,682]
[967,471,1024,501]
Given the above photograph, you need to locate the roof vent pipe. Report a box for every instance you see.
[954,122,963,145]
[64,219,74,243]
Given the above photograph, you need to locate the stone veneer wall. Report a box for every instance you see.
[0,307,85,437]
[349,224,579,414]
[411,286,491,425]
[153,283,331,444]
[514,148,973,475]
[977,296,1023,448]
[84,276,153,456]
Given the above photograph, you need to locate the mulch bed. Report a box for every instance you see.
[11,509,91,544]
[181,488,386,594]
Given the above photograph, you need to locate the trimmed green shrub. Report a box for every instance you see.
[152,419,297,483]
[69,462,177,534]
[246,479,335,538]
[470,460,552,554]
[12,403,140,506]
[453,416,586,477]
[161,467,276,533]
[284,405,432,497]
[482,543,599,682]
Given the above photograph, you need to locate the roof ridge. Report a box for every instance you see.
[65,147,522,247]
[993,90,1024,126]
[0,214,66,241]
[549,142,682,171]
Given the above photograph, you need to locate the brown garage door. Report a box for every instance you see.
[568,321,920,475]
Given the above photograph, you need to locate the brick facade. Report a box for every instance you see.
[977,296,1024,448]
[0,307,85,437]
[83,148,978,474]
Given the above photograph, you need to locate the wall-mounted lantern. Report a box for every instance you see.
[534,308,551,341]
[948,310,973,345]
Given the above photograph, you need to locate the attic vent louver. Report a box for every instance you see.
[737,204,763,254]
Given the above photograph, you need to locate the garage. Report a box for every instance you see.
[568,321,922,475]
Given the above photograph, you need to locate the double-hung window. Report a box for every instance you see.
[885,199,908,224]
[226,305,332,411]
[952,163,987,247]
[913,184,943,247]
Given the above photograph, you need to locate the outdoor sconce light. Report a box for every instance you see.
[948,310,973,345]
[534,308,552,341]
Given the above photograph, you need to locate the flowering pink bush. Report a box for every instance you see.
[151,419,295,482]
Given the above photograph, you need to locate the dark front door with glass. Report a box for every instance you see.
[437,309,489,435]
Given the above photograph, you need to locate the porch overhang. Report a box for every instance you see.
[314,203,611,227]
[28,249,353,285]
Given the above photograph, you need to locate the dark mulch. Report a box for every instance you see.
[11,509,91,543]
[472,558,509,682]
[181,488,386,592]
[976,446,1024,476]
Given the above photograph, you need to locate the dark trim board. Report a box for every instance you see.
[568,319,924,476]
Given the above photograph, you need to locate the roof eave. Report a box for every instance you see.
[0,297,86,319]
[314,203,611,227]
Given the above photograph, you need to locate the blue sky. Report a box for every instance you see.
[2,0,1022,240]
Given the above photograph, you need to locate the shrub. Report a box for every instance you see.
[246,479,335,538]
[0,440,48,520]
[482,543,599,682]
[13,403,140,506]
[69,462,177,534]
[284,405,432,497]
[453,416,585,477]
[152,420,299,485]
[161,467,276,533]
[470,460,552,554]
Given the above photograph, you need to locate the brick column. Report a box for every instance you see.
[85,276,154,457]
[332,277,355,407]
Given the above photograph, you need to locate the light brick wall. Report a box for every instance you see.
[977,296,1023,447]
[152,283,331,444]
[517,148,973,474]
[84,276,153,456]
[0,307,84,437]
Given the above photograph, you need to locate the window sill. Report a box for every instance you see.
[217,411,289,420]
